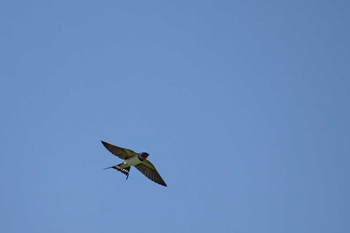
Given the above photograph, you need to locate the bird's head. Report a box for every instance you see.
[139,152,149,160]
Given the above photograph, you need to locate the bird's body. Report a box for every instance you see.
[120,155,143,168]
[101,141,167,187]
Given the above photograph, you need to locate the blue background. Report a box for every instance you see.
[1,1,349,232]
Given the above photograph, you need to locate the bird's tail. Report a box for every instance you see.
[104,163,131,180]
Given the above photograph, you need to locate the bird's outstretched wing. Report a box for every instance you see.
[101,141,137,159]
[135,160,167,187]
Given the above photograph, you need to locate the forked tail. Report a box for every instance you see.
[104,164,131,180]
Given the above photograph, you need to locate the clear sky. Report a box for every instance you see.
[1,1,349,232]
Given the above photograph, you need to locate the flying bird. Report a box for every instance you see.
[101,141,167,187]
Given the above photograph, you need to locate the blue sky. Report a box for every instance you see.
[1,0,349,232]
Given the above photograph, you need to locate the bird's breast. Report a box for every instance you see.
[124,156,141,166]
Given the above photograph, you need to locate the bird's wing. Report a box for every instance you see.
[101,141,137,159]
[135,160,167,187]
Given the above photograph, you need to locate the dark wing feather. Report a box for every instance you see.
[135,160,167,187]
[101,141,137,159]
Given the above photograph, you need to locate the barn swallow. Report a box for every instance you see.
[101,141,167,187]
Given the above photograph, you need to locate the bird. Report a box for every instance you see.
[101,141,167,187]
